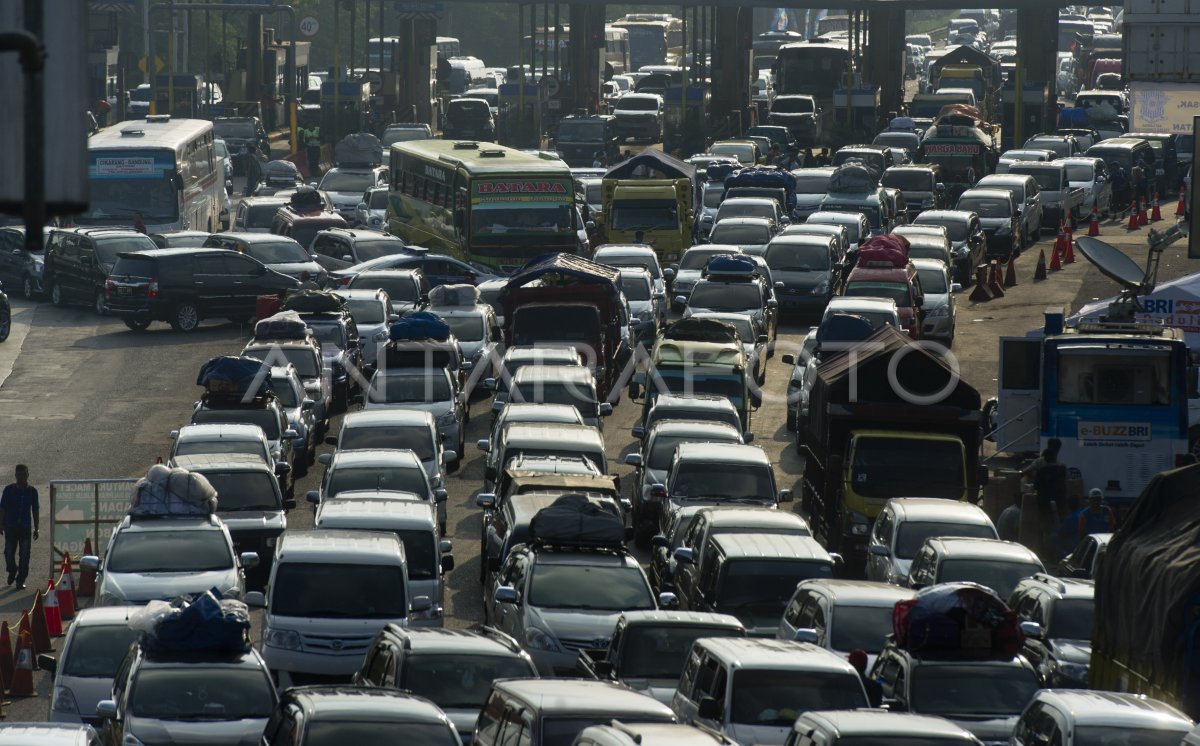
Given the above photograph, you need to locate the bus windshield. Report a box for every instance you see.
[85,148,182,223]
[611,199,679,231]
[471,203,572,236]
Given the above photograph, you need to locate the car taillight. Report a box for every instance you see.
[147,277,159,298]
[104,279,115,297]
[337,276,352,286]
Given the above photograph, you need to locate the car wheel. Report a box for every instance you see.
[169,302,200,332]
[93,290,106,316]
[0,306,9,343]
[122,317,151,332]
[49,281,64,307]
[21,275,34,301]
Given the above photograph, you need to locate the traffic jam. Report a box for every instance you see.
[1,1,1200,744]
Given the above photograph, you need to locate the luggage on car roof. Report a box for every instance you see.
[196,355,273,399]
[287,185,325,213]
[662,317,741,344]
[130,589,251,655]
[130,463,218,517]
[857,234,910,268]
[704,254,758,279]
[529,493,626,547]
[254,310,309,340]
[429,283,481,308]
[334,132,384,168]
[893,582,1023,657]
[389,311,451,342]
[828,160,881,192]
[282,290,345,315]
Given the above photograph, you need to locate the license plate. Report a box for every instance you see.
[118,286,131,295]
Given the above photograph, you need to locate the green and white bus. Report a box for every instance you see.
[386,140,583,273]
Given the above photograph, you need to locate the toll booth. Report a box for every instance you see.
[154,74,203,119]
[498,82,543,148]
[265,37,310,129]
[320,81,370,143]
[832,86,880,144]
[87,46,119,124]
[1001,82,1050,150]
[663,85,709,155]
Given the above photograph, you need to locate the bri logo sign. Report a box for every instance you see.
[1077,421,1152,441]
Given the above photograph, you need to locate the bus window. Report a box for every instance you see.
[1056,350,1171,406]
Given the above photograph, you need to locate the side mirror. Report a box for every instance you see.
[697,696,722,721]
[767,299,779,309]
[781,354,795,365]
[306,490,320,504]
[631,424,645,439]
[663,267,676,280]
[476,493,497,509]
[757,334,769,345]
[491,400,505,413]
[324,435,338,446]
[778,488,793,503]
[318,453,333,466]
[441,555,455,572]
[96,699,119,720]
[36,653,56,673]
[80,556,100,573]
[624,453,643,467]
[793,627,819,644]
[494,586,520,605]
[1020,620,1044,638]
[239,551,260,569]
[302,399,316,411]
[284,498,297,510]
[275,462,292,477]
[411,595,432,613]
[476,439,491,453]
[442,449,458,464]
[673,547,695,565]
[951,282,962,293]
[434,488,449,503]
[674,294,688,306]
[599,402,613,416]
[869,544,890,557]
[651,534,670,549]
[658,592,679,609]
[357,203,368,211]
[742,431,754,443]
[169,429,179,440]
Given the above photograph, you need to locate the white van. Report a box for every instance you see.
[314,498,453,628]
[246,529,429,689]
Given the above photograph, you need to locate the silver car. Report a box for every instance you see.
[865,498,998,586]
[310,448,449,531]
[333,287,398,368]
[84,515,256,605]
[363,366,466,459]
[330,408,456,490]
[434,303,504,390]
[669,245,745,312]
[354,186,389,229]
[42,607,140,727]
[318,166,388,221]
[912,258,959,345]
[619,268,664,343]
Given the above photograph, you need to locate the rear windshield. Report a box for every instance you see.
[243,202,284,229]
[340,425,436,460]
[272,562,406,617]
[354,239,408,261]
[200,470,282,511]
[328,465,429,498]
[112,256,158,278]
[765,242,830,271]
[1011,167,1063,191]
[882,170,934,191]
[95,236,157,266]
[351,274,419,301]
[191,408,281,440]
[793,173,832,194]
[63,624,139,678]
[241,347,321,379]
[772,97,814,113]
[957,196,1011,218]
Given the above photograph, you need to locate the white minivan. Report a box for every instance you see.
[246,529,429,689]
[314,497,453,627]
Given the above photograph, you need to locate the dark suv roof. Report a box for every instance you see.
[374,626,528,657]
[282,686,453,722]
[53,227,148,239]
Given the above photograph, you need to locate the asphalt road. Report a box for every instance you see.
[0,200,1192,722]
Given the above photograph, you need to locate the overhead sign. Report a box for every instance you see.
[1129,82,1200,136]
[138,55,166,75]
[298,15,320,37]
[395,0,443,19]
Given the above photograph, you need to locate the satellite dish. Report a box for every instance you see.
[1075,236,1147,292]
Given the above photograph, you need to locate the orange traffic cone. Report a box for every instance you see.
[1063,224,1075,264]
[1054,221,1066,256]
[1088,203,1101,236]
[1138,199,1149,226]
[77,539,95,598]
[1177,185,1187,217]
[1152,192,1162,221]
[1127,200,1140,230]
[43,580,62,637]
[10,613,34,696]
[1049,242,1063,271]
[1034,249,1048,280]
[56,557,75,622]
[0,622,14,694]
[987,260,1005,297]
[29,590,52,654]
[1004,255,1018,287]
[969,266,993,301]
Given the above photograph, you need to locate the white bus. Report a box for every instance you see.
[81,116,223,233]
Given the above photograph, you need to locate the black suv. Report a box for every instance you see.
[212,115,270,171]
[1008,573,1095,688]
[261,686,461,746]
[442,98,496,141]
[44,228,158,315]
[105,248,299,331]
[0,226,50,300]
[310,228,413,273]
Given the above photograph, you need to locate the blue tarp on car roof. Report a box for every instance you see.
[505,252,621,296]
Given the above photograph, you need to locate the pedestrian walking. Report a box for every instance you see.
[244,145,266,197]
[1078,488,1115,539]
[1021,438,1067,558]
[0,464,39,590]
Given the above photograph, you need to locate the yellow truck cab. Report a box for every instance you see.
[600,179,694,263]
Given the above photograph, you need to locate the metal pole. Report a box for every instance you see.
[350,0,356,77]
[143,0,151,84]
[205,10,210,117]
[519,4,526,138]
[334,7,340,141]
[542,3,549,81]
[379,0,385,79]
[4,15,44,255]
[553,4,560,82]
[680,4,687,152]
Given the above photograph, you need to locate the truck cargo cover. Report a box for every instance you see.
[1093,462,1200,712]
[502,252,622,309]
[605,149,701,217]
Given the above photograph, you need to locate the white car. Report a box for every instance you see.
[354,186,389,229]
[912,257,959,345]
[317,166,388,221]
[42,606,141,726]
[865,497,998,585]
[362,366,466,460]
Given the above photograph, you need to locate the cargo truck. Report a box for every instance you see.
[798,325,983,568]
[1123,0,1200,169]
[599,179,694,264]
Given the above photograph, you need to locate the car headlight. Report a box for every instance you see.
[264,627,301,650]
[811,281,829,295]
[437,410,458,426]
[844,508,871,535]
[525,626,562,652]
[928,305,949,318]
[51,685,79,714]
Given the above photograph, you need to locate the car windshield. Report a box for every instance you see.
[62,624,139,677]
[882,171,935,191]
[401,654,534,708]
[306,321,346,347]
[243,201,284,229]
[558,121,607,141]
[93,237,157,267]
[621,624,742,679]
[175,439,265,461]
[851,437,964,500]
[824,204,882,230]
[241,346,321,379]
[958,197,1011,218]
[1011,167,1062,191]
[320,171,377,193]
[1049,598,1094,640]
[201,471,282,511]
[351,274,419,301]
[917,219,969,242]
[894,521,996,559]
[687,283,761,312]
[1070,727,1189,746]
[710,224,772,245]
[341,426,435,460]
[911,664,1039,717]
[794,173,833,194]
[304,722,455,746]
[621,276,652,301]
[214,119,257,138]
[383,128,431,145]
[916,267,948,293]
[718,203,773,221]
[718,560,832,624]
[1065,163,1095,181]
[107,529,232,573]
[272,562,407,617]
[649,434,737,470]
[526,563,655,610]
[844,281,910,306]
[129,668,274,720]
[246,240,309,264]
[828,604,895,654]
[345,298,388,325]
[731,669,866,725]
[680,249,732,271]
[328,466,429,498]
[368,372,452,403]
[611,199,679,231]
[354,239,409,261]
[703,186,725,208]
[394,529,437,580]
[670,463,773,501]
[937,559,1042,598]
[191,408,282,440]
[619,96,659,111]
[772,97,814,113]
[765,242,829,271]
[652,372,746,409]
[513,382,597,417]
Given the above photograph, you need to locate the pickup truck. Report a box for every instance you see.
[1009,162,1086,230]
[576,611,746,704]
